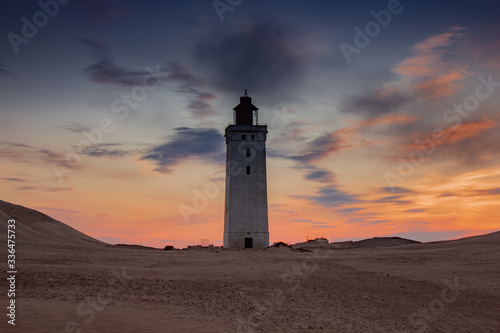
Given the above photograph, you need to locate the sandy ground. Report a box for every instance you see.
[0,233,499,333]
[0,200,499,332]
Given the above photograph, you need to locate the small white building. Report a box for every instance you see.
[223,90,269,249]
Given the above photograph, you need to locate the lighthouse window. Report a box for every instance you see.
[242,135,246,140]
[246,166,250,175]
[246,148,250,157]
[251,135,255,140]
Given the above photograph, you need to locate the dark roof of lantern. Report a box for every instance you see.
[233,89,258,111]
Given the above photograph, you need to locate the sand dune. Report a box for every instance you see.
[0,200,104,246]
[0,201,499,332]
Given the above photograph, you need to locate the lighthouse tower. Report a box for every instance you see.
[224,90,269,249]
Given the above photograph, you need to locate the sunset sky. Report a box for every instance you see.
[1,0,499,248]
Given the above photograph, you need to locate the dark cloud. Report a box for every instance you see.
[194,22,309,101]
[0,141,32,148]
[0,141,76,171]
[379,186,414,194]
[37,149,77,170]
[142,127,224,173]
[438,187,500,197]
[0,177,26,182]
[80,145,129,158]
[404,209,426,213]
[337,207,363,213]
[290,132,339,163]
[304,167,335,182]
[291,165,334,183]
[475,188,500,195]
[346,218,391,226]
[80,37,161,87]
[16,186,72,192]
[292,185,360,208]
[341,90,412,117]
[80,39,216,117]
[79,38,111,60]
[372,195,412,205]
[56,122,92,133]
[82,59,164,87]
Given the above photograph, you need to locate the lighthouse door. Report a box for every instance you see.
[244,238,253,248]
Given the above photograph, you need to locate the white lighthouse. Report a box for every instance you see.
[223,90,269,249]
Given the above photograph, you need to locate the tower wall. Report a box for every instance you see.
[224,125,269,249]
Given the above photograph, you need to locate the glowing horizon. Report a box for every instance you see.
[1,1,499,248]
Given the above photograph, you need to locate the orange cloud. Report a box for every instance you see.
[415,70,466,100]
[404,118,497,151]
[393,27,469,100]
[354,114,418,127]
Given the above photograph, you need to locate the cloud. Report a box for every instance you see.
[291,165,335,183]
[472,37,500,71]
[0,141,32,148]
[142,127,224,173]
[354,114,418,128]
[269,203,297,215]
[403,118,497,152]
[372,195,412,205]
[0,141,78,171]
[393,26,469,100]
[404,209,426,213]
[34,207,80,214]
[0,177,26,182]
[80,39,217,117]
[341,90,412,116]
[167,62,218,117]
[290,132,340,163]
[80,145,129,158]
[194,22,312,101]
[82,59,166,87]
[438,187,500,197]
[394,27,467,77]
[337,207,363,213]
[379,186,414,194]
[292,185,360,208]
[304,167,335,183]
[346,218,391,226]
[340,27,468,119]
[16,186,72,192]
[474,188,500,196]
[413,72,466,100]
[38,149,72,169]
[56,122,92,133]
